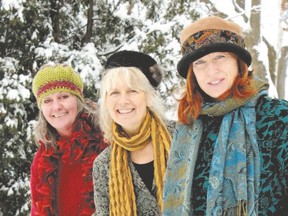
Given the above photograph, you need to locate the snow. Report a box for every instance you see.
[1,1,288,215]
[206,0,285,97]
[2,0,24,10]
[2,0,25,21]
[1,0,287,109]
[5,116,18,128]
[7,89,20,100]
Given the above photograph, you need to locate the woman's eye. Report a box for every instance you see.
[215,55,226,60]
[128,89,137,93]
[60,94,69,100]
[194,60,205,65]
[109,91,119,96]
[43,99,51,104]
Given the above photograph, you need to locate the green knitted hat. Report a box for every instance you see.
[32,64,84,107]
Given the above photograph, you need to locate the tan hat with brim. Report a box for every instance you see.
[177,16,252,79]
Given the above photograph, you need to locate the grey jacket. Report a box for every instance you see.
[92,145,160,216]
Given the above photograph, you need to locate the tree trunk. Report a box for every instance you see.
[277,47,288,99]
[50,0,61,43]
[81,0,94,46]
[246,0,268,81]
[277,0,288,99]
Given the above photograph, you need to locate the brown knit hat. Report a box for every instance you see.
[177,16,252,78]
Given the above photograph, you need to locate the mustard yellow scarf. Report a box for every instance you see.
[109,110,171,216]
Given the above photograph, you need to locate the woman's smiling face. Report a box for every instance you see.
[41,92,78,137]
[106,80,147,137]
[192,52,239,98]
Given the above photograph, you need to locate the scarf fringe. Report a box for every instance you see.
[223,201,247,216]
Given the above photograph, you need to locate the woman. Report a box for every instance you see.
[30,64,108,216]
[162,16,288,216]
[92,51,172,216]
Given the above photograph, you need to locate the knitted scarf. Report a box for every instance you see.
[31,112,107,216]
[109,110,171,216]
[162,80,268,216]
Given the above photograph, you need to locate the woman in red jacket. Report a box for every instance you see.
[30,64,108,216]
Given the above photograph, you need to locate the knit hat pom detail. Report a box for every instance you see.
[32,64,84,107]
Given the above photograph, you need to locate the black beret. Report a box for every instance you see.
[105,50,163,87]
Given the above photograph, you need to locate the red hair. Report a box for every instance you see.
[178,58,255,125]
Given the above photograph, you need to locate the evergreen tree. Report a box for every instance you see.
[0,0,204,214]
[4,0,281,215]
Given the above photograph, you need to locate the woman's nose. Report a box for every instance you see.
[51,100,63,110]
[118,93,129,104]
[205,60,220,74]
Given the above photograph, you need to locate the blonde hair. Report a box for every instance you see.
[33,96,99,148]
[99,67,165,142]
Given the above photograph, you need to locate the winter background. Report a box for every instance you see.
[0,0,287,215]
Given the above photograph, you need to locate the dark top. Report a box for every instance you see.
[133,160,154,192]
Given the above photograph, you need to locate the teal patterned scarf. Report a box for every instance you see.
[162,81,268,216]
